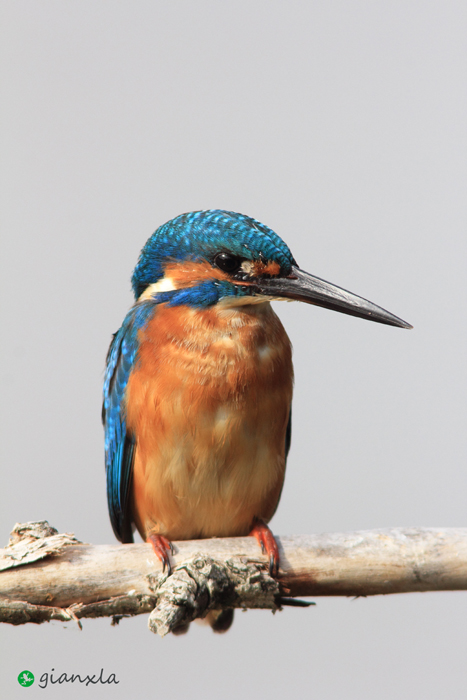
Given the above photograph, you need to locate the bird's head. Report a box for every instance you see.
[131,209,411,328]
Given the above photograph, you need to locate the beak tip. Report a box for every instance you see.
[379,315,413,330]
[372,314,413,330]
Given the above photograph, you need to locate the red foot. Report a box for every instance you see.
[249,520,280,577]
[147,534,174,575]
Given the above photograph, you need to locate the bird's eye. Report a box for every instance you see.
[214,253,242,274]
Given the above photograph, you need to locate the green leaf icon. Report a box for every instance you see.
[18,670,34,687]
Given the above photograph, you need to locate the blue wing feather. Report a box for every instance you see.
[102,302,157,542]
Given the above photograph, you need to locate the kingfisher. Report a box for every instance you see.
[102,210,411,632]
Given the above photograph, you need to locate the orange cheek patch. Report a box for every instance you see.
[252,260,281,277]
[162,260,232,288]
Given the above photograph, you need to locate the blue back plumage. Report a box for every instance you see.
[131,209,296,298]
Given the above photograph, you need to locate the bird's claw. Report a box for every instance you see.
[249,520,280,577]
[147,534,173,575]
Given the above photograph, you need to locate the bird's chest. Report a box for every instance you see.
[128,301,292,428]
[126,302,293,538]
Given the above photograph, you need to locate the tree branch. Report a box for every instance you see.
[1,522,466,636]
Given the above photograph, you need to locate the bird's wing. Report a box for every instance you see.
[102,302,156,543]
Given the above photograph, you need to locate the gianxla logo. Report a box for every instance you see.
[18,670,34,687]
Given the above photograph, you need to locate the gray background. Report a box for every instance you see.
[1,1,466,697]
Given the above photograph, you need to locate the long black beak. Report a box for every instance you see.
[254,266,412,329]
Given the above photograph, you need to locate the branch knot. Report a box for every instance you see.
[147,554,280,636]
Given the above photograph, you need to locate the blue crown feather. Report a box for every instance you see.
[131,209,296,299]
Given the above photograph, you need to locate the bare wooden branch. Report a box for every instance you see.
[1,523,466,636]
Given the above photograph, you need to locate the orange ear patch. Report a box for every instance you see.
[162,260,232,287]
[164,259,280,284]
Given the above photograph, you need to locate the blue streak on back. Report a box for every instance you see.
[131,210,296,298]
[102,301,157,542]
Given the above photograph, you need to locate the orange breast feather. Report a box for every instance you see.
[125,301,293,541]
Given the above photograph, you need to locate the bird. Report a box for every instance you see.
[102,209,411,632]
